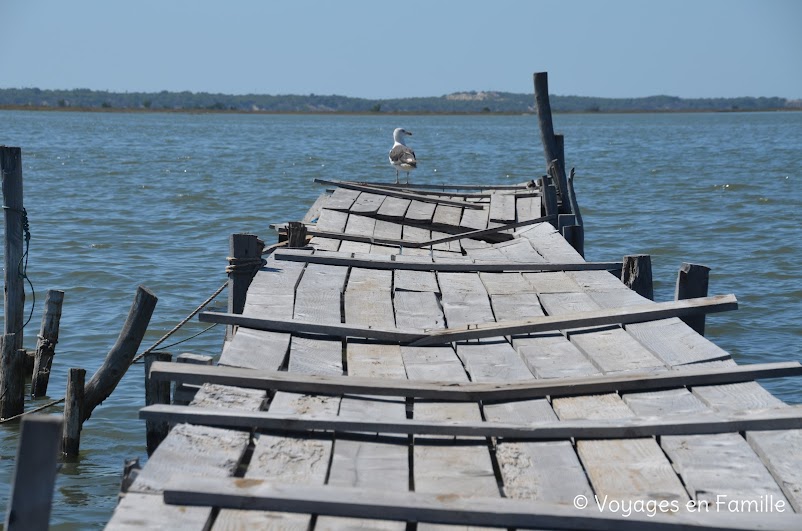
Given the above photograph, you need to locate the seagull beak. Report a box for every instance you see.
[406,131,413,136]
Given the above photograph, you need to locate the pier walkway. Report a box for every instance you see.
[104,176,802,530]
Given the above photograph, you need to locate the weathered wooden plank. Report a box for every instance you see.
[376,195,411,220]
[394,268,439,293]
[316,179,483,209]
[405,199,437,224]
[489,191,516,223]
[516,195,539,222]
[200,295,739,346]
[150,360,802,403]
[747,429,802,512]
[431,203,463,229]
[316,208,350,232]
[350,192,387,216]
[275,249,618,272]
[459,204,490,231]
[516,222,584,263]
[324,188,361,211]
[142,401,802,440]
[163,476,802,530]
[343,180,529,191]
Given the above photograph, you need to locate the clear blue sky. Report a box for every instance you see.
[2,0,800,99]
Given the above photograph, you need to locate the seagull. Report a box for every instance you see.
[389,127,417,184]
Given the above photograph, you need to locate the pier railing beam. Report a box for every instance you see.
[2,146,25,353]
[82,286,158,423]
[4,415,63,530]
[533,72,568,210]
[675,262,711,335]
[31,290,65,398]
[173,352,214,405]
[621,254,654,301]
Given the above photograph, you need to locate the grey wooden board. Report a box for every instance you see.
[107,492,212,530]
[523,271,582,293]
[376,195,411,220]
[517,222,585,263]
[553,393,691,504]
[350,192,387,215]
[489,292,545,322]
[394,290,445,330]
[494,239,547,263]
[395,269,439,293]
[747,429,802,512]
[538,292,667,372]
[326,270,408,530]
[405,199,437,224]
[218,328,291,370]
[513,333,599,379]
[228,257,346,528]
[152,360,802,403]
[294,263,348,325]
[432,203,463,229]
[163,476,802,531]
[488,192,515,223]
[622,386,792,510]
[585,283,732,366]
[459,205,490,231]
[316,208,350,232]
[344,213,377,237]
[515,195,539,222]
[141,401,802,439]
[661,433,790,506]
[324,188,362,211]
[345,268,396,329]
[458,325,592,506]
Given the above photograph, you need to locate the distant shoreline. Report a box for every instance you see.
[2,105,798,116]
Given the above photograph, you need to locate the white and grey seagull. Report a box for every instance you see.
[388,127,417,184]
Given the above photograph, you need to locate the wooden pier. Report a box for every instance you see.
[103,76,802,530]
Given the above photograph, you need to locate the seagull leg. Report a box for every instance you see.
[395,169,400,184]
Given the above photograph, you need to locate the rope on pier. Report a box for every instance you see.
[224,256,265,276]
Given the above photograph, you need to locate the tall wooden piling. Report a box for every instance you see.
[676,262,711,335]
[1,146,25,352]
[226,233,263,340]
[144,351,172,456]
[4,415,63,530]
[0,334,24,419]
[621,254,654,300]
[533,73,568,210]
[31,290,65,398]
[62,367,85,457]
[82,286,158,423]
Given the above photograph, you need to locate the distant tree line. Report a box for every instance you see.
[0,87,797,113]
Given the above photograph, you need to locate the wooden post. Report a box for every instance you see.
[0,334,24,419]
[62,367,85,457]
[539,177,558,228]
[621,255,654,300]
[144,351,172,456]
[555,134,566,179]
[287,221,308,248]
[2,146,25,352]
[4,415,63,531]
[565,168,585,257]
[533,73,568,208]
[227,233,262,340]
[31,290,65,398]
[675,263,711,335]
[173,352,214,405]
[82,286,158,422]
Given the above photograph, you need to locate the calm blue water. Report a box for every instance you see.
[0,110,800,528]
